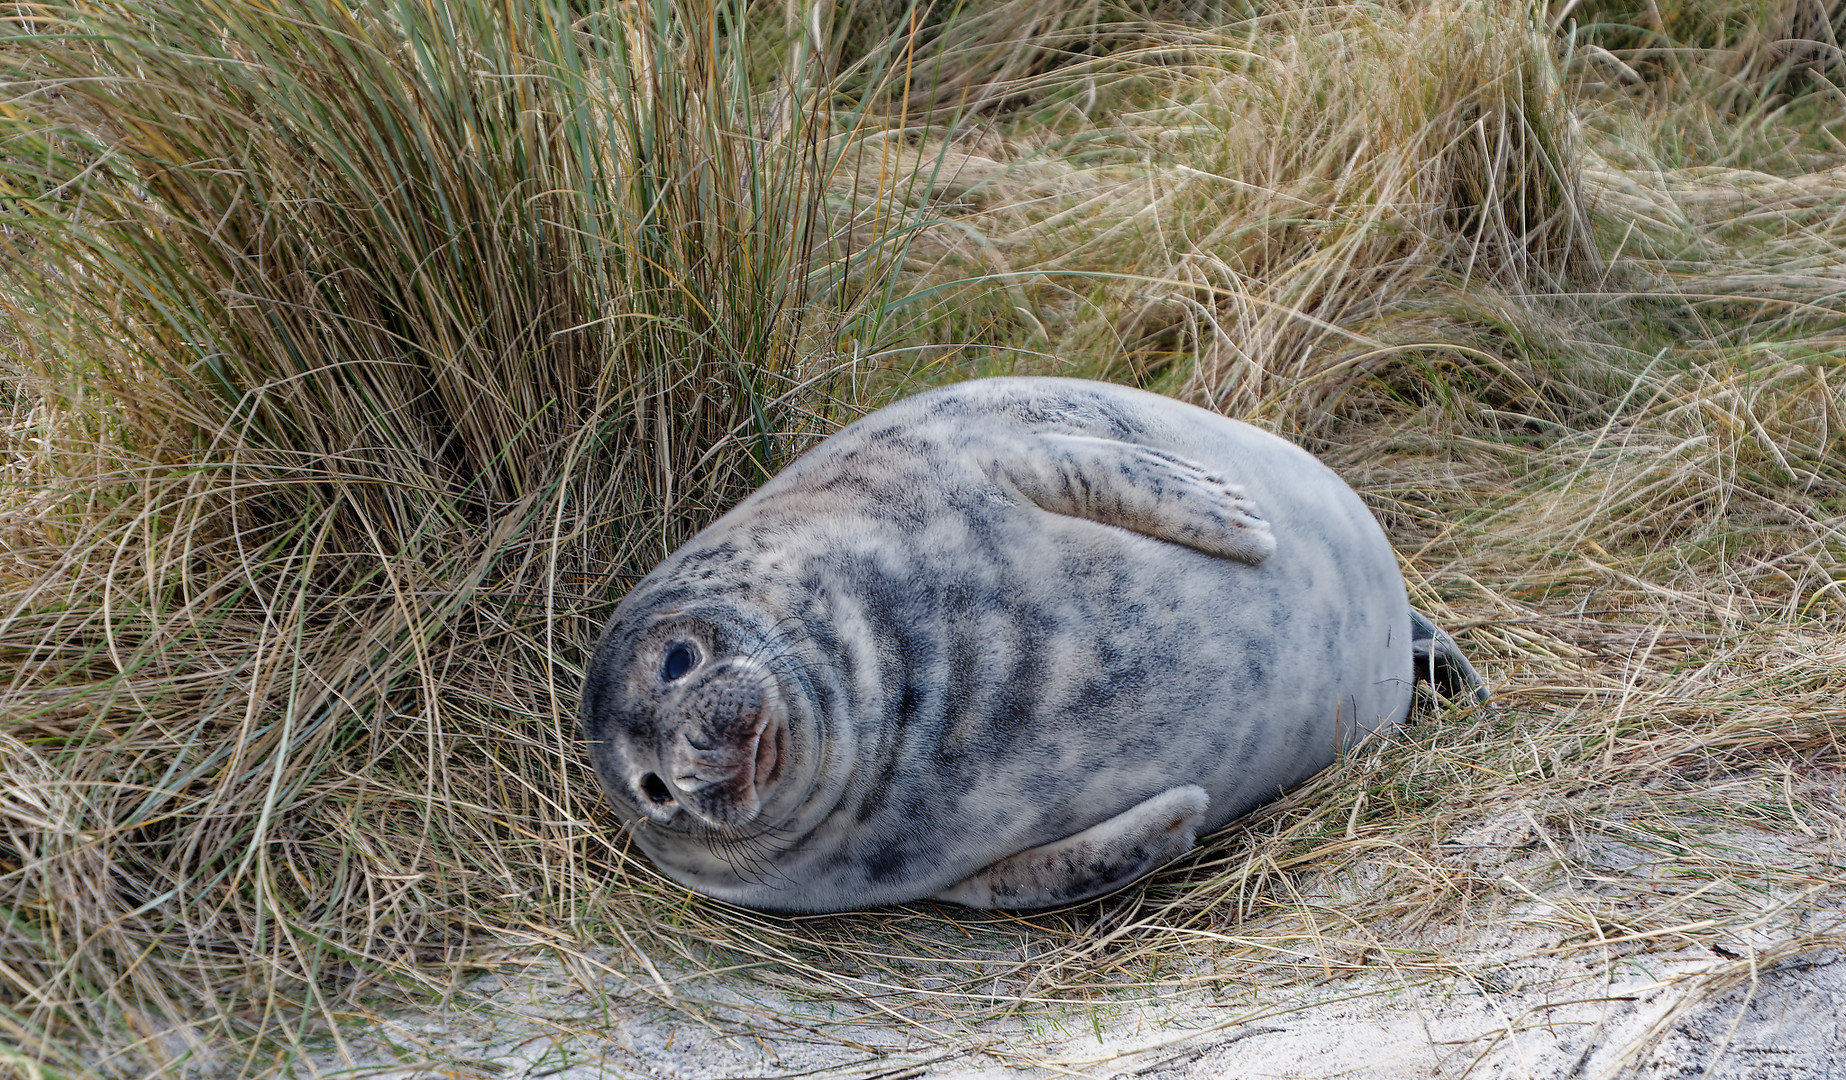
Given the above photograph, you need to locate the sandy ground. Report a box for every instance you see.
[316,928,1846,1079]
[309,811,1846,1079]
[299,797,1846,1080]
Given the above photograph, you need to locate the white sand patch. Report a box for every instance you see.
[318,935,1845,1079]
[315,802,1846,1079]
[1030,947,1846,1079]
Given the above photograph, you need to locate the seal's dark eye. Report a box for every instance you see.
[661,644,694,682]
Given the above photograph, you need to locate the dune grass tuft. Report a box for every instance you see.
[0,0,927,1070]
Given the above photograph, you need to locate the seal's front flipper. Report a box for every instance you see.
[933,785,1209,909]
[998,434,1275,564]
[1410,608,1491,707]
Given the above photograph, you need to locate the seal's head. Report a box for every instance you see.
[580,609,795,833]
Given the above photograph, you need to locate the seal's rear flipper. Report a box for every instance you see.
[1410,608,1491,708]
[933,785,1209,909]
[998,435,1275,564]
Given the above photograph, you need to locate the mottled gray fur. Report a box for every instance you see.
[579,378,1487,912]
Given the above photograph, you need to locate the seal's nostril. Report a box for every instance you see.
[640,773,673,804]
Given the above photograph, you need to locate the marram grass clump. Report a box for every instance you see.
[0,0,924,1071]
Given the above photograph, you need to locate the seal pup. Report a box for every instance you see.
[580,377,1487,912]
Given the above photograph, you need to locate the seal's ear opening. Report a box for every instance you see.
[628,769,683,825]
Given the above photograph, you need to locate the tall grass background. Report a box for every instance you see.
[2,0,1844,1075]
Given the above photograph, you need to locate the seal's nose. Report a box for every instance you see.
[662,661,788,828]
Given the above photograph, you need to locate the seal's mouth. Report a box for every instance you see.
[751,711,784,793]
